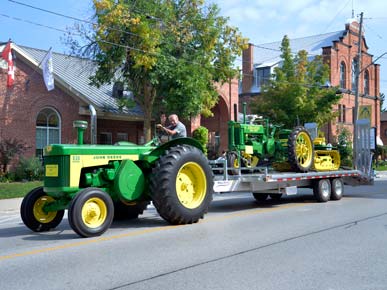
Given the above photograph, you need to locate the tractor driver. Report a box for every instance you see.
[157,114,187,140]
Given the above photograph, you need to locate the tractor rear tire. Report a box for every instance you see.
[150,145,213,225]
[20,187,64,232]
[113,200,149,220]
[68,187,114,238]
[288,126,314,172]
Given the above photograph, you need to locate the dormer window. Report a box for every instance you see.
[254,67,270,88]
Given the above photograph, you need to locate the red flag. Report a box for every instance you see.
[2,41,14,87]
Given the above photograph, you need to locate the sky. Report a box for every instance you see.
[1,0,387,102]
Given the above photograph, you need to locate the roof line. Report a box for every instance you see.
[252,29,346,46]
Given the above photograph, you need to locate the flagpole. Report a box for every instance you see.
[25,47,52,89]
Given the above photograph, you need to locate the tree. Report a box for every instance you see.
[0,138,28,175]
[68,0,247,141]
[251,35,341,128]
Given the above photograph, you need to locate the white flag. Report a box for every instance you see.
[42,48,54,91]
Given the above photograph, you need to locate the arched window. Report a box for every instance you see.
[36,108,61,157]
[351,58,359,91]
[340,61,346,89]
[364,70,370,95]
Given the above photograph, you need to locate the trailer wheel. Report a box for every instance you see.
[20,187,64,232]
[150,145,213,225]
[330,178,344,200]
[113,201,149,220]
[68,188,114,238]
[288,126,314,172]
[313,179,331,202]
[252,193,269,202]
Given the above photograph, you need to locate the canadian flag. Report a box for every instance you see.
[2,41,14,87]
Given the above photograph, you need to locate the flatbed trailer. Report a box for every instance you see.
[210,160,373,203]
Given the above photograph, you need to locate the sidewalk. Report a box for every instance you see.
[374,170,387,180]
[0,197,22,214]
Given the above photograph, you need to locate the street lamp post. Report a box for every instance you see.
[353,12,363,169]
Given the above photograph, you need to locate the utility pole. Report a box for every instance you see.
[353,12,363,169]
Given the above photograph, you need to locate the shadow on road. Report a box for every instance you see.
[3,183,386,241]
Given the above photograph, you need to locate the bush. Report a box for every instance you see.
[336,127,353,167]
[13,157,44,181]
[192,126,209,155]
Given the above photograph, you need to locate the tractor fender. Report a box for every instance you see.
[147,138,204,161]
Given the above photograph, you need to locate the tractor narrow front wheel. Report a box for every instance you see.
[20,187,64,232]
[68,188,114,238]
[150,145,213,225]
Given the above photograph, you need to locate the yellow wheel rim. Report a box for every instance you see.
[295,131,313,168]
[81,197,107,228]
[233,158,239,168]
[176,162,207,209]
[33,195,57,224]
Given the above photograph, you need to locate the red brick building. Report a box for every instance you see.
[241,20,381,143]
[0,43,238,166]
[380,112,387,146]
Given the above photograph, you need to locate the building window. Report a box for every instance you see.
[385,129,387,137]
[364,70,370,95]
[337,104,346,123]
[117,133,128,142]
[351,58,359,91]
[100,132,112,144]
[340,62,346,89]
[36,107,61,158]
[255,67,271,87]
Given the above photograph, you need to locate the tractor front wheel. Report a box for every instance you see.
[20,187,64,232]
[150,145,213,225]
[68,188,114,238]
[288,126,314,172]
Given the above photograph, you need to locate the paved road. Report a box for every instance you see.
[1,180,387,290]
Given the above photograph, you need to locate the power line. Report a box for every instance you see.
[7,0,327,63]
[4,2,379,92]
[0,12,355,90]
[7,0,143,39]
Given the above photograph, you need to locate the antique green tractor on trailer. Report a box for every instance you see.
[226,105,341,173]
[21,121,213,238]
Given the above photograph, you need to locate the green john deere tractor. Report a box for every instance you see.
[226,104,340,173]
[21,121,213,238]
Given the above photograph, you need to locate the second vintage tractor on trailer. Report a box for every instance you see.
[226,103,341,174]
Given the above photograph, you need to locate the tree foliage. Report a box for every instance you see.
[251,35,341,128]
[69,0,248,141]
[0,138,28,174]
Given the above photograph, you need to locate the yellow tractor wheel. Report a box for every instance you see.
[288,126,314,172]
